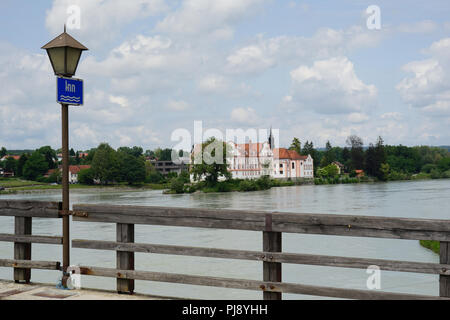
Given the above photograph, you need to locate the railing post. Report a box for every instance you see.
[14,217,32,283]
[440,241,450,297]
[263,228,282,300]
[116,223,134,294]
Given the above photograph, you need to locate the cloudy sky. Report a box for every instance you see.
[1,0,450,151]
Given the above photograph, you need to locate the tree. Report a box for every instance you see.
[289,138,301,155]
[117,150,146,185]
[346,135,364,170]
[91,143,119,184]
[17,154,29,177]
[320,141,335,167]
[191,137,231,185]
[4,157,18,175]
[37,146,57,169]
[0,147,6,158]
[22,151,48,181]
[78,168,95,185]
[380,163,390,181]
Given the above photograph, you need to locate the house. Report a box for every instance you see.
[272,148,314,179]
[0,155,21,161]
[332,161,345,175]
[69,165,91,183]
[355,169,364,178]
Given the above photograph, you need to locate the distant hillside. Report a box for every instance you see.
[3,150,34,155]
[439,146,450,152]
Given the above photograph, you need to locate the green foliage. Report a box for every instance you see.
[317,164,339,178]
[420,240,440,254]
[169,177,185,194]
[37,146,57,169]
[289,137,301,155]
[191,137,231,185]
[22,151,48,181]
[179,170,190,184]
[117,150,146,185]
[91,143,119,184]
[0,147,6,158]
[3,157,18,175]
[17,154,29,177]
[78,168,95,185]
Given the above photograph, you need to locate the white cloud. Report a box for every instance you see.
[397,37,450,117]
[225,26,384,75]
[45,0,168,48]
[289,57,377,114]
[197,74,229,93]
[396,20,438,34]
[167,99,190,111]
[230,107,259,124]
[347,113,369,123]
[155,0,266,38]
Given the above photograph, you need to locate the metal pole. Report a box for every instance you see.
[61,103,70,286]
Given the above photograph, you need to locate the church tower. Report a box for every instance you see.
[268,127,274,150]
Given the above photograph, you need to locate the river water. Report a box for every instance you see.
[0,179,449,299]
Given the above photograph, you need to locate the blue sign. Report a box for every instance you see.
[57,77,83,106]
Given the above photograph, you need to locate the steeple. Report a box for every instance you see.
[268,127,274,150]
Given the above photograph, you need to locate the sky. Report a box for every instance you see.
[1,0,450,151]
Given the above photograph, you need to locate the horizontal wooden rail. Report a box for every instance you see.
[0,234,63,245]
[78,266,446,300]
[0,259,60,270]
[0,200,61,218]
[72,204,450,241]
[72,239,450,275]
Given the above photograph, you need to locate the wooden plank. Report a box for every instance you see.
[72,204,266,231]
[72,239,450,275]
[440,242,450,297]
[0,259,60,270]
[14,217,31,283]
[0,233,63,245]
[78,266,447,300]
[0,200,61,218]
[72,204,450,241]
[263,231,282,300]
[116,223,134,294]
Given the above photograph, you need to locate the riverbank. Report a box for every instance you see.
[0,178,169,195]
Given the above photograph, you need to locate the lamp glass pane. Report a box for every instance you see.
[47,47,66,75]
[66,47,82,76]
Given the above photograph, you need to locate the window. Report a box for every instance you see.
[280,163,283,168]
[292,162,295,169]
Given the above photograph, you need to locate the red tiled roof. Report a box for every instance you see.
[2,155,21,161]
[69,165,91,174]
[273,148,307,160]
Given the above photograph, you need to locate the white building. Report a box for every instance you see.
[191,132,314,180]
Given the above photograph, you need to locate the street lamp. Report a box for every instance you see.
[42,26,88,288]
[42,25,88,77]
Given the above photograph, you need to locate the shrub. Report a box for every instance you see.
[239,180,258,192]
[169,177,185,194]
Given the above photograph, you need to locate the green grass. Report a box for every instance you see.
[0,178,47,188]
[420,240,440,254]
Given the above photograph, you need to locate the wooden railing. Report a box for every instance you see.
[1,199,450,299]
[0,200,62,282]
[70,204,450,300]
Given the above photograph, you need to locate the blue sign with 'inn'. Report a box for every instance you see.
[57,76,83,106]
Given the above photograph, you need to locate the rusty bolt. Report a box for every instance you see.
[261,255,265,259]
[270,285,275,290]
[443,268,447,273]
[260,285,266,290]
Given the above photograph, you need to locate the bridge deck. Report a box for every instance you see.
[0,280,167,300]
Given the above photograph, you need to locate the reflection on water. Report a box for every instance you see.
[0,179,449,299]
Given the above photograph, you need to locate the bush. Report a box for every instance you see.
[239,180,258,192]
[216,181,232,192]
[169,177,185,194]
[256,175,271,190]
[430,169,442,179]
[146,171,164,183]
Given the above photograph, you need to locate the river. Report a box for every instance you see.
[1,179,449,299]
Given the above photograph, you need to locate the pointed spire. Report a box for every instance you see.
[64,24,67,33]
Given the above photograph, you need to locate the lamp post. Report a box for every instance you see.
[42,26,88,287]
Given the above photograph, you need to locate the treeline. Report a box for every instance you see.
[0,144,185,185]
[289,135,450,181]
